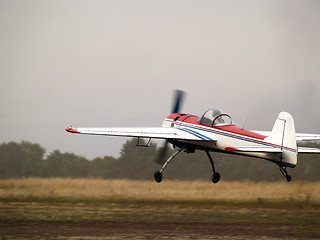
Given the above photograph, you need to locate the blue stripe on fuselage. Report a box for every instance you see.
[176,122,296,153]
[179,128,213,140]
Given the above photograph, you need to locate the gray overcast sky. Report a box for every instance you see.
[1,0,320,159]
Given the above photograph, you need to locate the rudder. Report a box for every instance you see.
[265,112,297,167]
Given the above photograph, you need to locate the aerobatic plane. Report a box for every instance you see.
[66,90,320,183]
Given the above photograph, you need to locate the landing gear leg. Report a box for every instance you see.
[279,166,292,182]
[205,151,220,184]
[154,147,185,183]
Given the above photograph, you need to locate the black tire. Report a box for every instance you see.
[286,175,292,182]
[212,172,220,184]
[154,171,163,183]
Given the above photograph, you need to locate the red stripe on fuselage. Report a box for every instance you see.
[214,125,266,140]
[165,113,267,140]
[165,114,296,153]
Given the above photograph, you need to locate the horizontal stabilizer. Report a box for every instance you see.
[298,147,320,154]
[252,130,320,142]
[295,133,320,142]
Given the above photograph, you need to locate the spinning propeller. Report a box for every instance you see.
[155,90,186,165]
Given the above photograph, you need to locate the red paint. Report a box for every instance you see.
[65,128,81,134]
[166,113,199,124]
[225,147,240,152]
[214,125,266,140]
[166,113,267,140]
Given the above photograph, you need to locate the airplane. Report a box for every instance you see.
[66,90,320,183]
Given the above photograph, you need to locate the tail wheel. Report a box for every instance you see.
[280,166,292,183]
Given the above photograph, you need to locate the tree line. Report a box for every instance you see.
[0,140,319,181]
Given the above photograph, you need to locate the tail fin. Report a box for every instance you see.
[265,112,297,167]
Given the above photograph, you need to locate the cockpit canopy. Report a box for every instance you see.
[197,109,232,127]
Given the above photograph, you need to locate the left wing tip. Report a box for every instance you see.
[65,127,81,134]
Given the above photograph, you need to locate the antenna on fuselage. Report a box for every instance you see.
[242,117,248,130]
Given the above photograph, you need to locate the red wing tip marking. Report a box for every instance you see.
[225,147,240,152]
[65,128,81,134]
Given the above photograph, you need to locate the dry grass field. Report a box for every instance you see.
[1,178,320,239]
[1,178,320,203]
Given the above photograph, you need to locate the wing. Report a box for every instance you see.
[252,130,320,142]
[65,127,217,141]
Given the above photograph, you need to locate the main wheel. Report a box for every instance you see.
[154,171,163,183]
[212,172,220,184]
